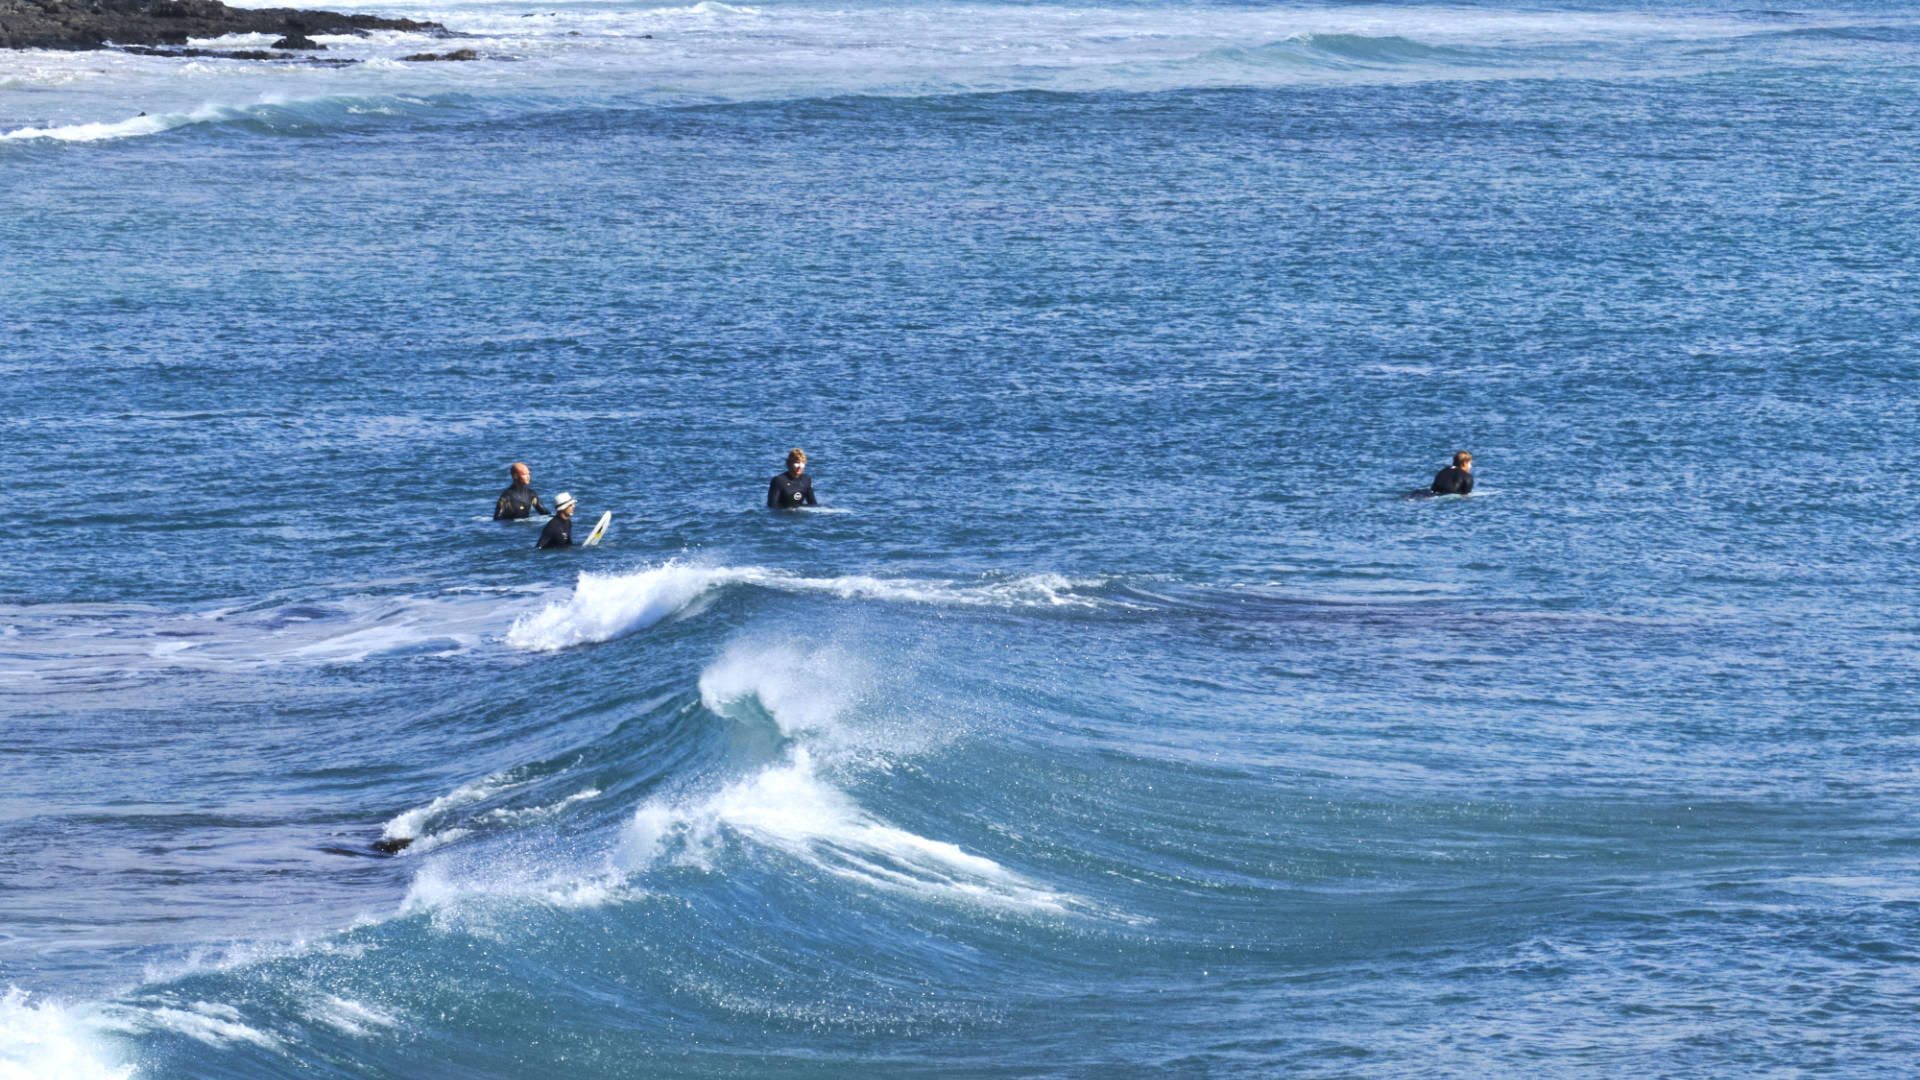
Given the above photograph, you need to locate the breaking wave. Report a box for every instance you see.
[621,745,1073,913]
[0,94,471,145]
[0,987,133,1080]
[504,562,1112,651]
[622,640,1072,912]
[392,639,1074,918]
[0,564,1109,687]
[0,107,214,143]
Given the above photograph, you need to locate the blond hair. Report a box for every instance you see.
[787,448,807,467]
[1453,451,1473,467]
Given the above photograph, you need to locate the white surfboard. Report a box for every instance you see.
[582,510,611,547]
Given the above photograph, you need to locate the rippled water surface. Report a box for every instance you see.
[4,2,1920,1076]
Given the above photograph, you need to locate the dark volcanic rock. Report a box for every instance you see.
[270,32,321,49]
[0,0,445,51]
[121,44,289,57]
[401,47,475,61]
[120,42,356,61]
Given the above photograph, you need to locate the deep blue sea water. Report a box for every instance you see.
[5,2,1920,1076]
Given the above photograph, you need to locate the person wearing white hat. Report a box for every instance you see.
[536,492,578,549]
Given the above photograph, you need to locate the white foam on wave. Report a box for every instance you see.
[1,564,1094,687]
[386,775,602,851]
[4,111,182,143]
[698,640,860,742]
[505,561,1110,652]
[379,772,521,848]
[0,87,466,147]
[623,747,1072,914]
[484,787,601,825]
[0,102,242,143]
[622,641,1072,913]
[656,1,761,16]
[299,994,398,1038]
[397,640,1070,919]
[0,987,134,1080]
[776,569,1103,610]
[137,1001,279,1050]
[505,564,747,652]
[400,853,637,917]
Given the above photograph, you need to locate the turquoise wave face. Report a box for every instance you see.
[5,2,1920,1077]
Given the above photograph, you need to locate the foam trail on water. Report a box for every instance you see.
[0,987,134,1080]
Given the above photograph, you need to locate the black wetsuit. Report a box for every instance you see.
[1430,466,1474,496]
[767,470,817,509]
[536,512,573,549]
[494,481,550,521]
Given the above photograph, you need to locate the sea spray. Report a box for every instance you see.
[0,988,134,1080]
[697,639,863,742]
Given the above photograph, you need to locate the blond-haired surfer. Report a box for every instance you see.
[767,448,817,509]
[1430,451,1474,496]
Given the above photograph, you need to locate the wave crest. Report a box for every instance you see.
[1,109,197,143]
[0,95,461,145]
[505,564,744,651]
[627,641,1069,912]
[505,562,1110,651]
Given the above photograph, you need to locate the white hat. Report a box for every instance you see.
[553,492,576,512]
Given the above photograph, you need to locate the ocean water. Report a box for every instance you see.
[5,1,1920,1075]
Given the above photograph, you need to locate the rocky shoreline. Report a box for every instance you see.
[0,0,446,52]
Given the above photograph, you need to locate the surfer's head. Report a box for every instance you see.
[787,448,807,475]
[510,461,531,485]
[1453,451,1473,470]
[553,492,576,517]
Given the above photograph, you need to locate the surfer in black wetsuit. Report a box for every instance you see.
[767,448,817,509]
[536,492,576,549]
[1431,451,1474,496]
[494,462,551,520]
